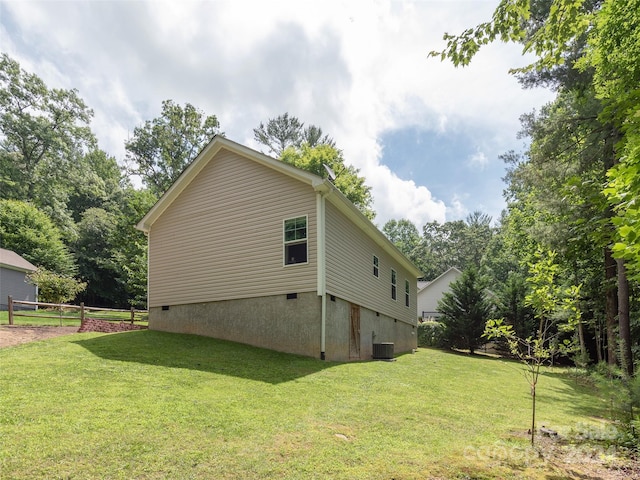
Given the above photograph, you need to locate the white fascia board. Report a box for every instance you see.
[136,136,322,233]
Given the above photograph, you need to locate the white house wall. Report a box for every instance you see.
[147,148,317,308]
[417,268,462,319]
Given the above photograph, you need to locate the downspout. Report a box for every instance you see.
[145,230,150,311]
[316,190,327,360]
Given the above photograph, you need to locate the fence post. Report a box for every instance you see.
[80,302,85,325]
[130,307,135,324]
[8,295,13,325]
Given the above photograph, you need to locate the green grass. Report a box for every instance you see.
[0,309,147,326]
[0,331,610,479]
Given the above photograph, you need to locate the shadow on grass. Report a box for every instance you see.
[72,330,337,384]
[425,347,607,420]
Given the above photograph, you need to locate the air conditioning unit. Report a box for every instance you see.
[372,342,394,360]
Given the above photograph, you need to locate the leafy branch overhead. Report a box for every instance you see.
[429,0,593,73]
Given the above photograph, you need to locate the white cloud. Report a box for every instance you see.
[468,150,489,169]
[446,194,469,221]
[0,0,553,227]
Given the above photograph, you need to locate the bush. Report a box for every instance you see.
[27,268,87,304]
[418,322,445,348]
[569,362,640,452]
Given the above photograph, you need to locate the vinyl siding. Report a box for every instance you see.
[325,201,417,324]
[148,148,317,307]
[0,267,38,310]
[417,268,462,317]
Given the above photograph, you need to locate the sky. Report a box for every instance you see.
[0,0,554,229]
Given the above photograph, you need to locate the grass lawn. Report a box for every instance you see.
[0,330,614,479]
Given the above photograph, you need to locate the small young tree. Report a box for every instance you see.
[28,268,87,305]
[485,248,581,446]
[437,268,493,354]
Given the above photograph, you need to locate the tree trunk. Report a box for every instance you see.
[604,246,618,365]
[595,319,603,364]
[531,383,537,446]
[577,320,587,365]
[617,259,633,376]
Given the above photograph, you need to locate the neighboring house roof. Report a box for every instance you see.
[136,135,422,278]
[417,267,463,318]
[0,248,37,273]
[418,267,462,292]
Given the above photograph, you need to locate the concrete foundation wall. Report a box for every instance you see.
[150,293,417,362]
[325,296,417,362]
[149,292,322,358]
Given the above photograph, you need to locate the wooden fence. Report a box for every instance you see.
[6,296,147,326]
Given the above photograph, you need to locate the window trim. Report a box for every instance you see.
[283,215,309,266]
[391,268,397,301]
[373,255,379,278]
[405,279,410,307]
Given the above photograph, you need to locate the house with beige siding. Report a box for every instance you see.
[136,136,422,361]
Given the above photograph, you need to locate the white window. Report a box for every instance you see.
[391,269,397,300]
[284,216,308,265]
[405,279,410,307]
[373,255,379,277]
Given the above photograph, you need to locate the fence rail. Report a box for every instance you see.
[6,296,147,326]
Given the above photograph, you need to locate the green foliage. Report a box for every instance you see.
[494,272,536,340]
[66,149,124,222]
[0,199,76,275]
[431,0,639,379]
[382,219,426,272]
[73,207,123,306]
[72,188,154,308]
[485,248,582,444]
[27,268,86,304]
[437,268,493,353]
[253,112,335,157]
[606,140,640,282]
[417,321,445,348]
[0,53,98,238]
[110,187,155,308]
[572,363,640,450]
[429,0,593,72]
[125,99,221,196]
[280,143,375,220]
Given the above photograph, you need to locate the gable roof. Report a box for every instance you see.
[136,136,422,278]
[0,248,37,272]
[418,267,462,292]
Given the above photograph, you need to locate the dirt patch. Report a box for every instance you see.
[510,430,640,479]
[0,325,79,348]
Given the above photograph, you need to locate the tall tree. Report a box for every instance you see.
[0,199,76,275]
[431,0,637,372]
[73,207,123,307]
[125,100,221,196]
[253,113,335,157]
[382,219,426,273]
[0,53,96,236]
[437,267,493,354]
[280,143,375,220]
